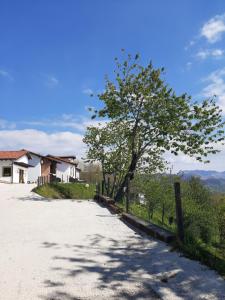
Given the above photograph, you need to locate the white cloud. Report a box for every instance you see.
[184,40,196,51]
[0,69,13,81]
[0,118,224,171]
[45,75,59,88]
[165,145,225,172]
[212,48,224,56]
[0,114,108,159]
[201,14,225,43]
[0,129,86,158]
[202,68,225,113]
[82,88,94,95]
[196,50,211,60]
[186,62,192,70]
[23,115,107,132]
[0,119,16,129]
[196,48,224,59]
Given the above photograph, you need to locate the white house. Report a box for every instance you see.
[0,150,81,184]
[46,155,80,182]
[58,155,81,181]
[0,150,33,183]
[26,151,42,183]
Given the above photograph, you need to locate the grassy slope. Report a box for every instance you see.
[33,183,96,199]
[118,200,225,277]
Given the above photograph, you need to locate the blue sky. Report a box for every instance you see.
[1,0,225,171]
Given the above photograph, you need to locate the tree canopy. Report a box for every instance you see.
[84,51,225,201]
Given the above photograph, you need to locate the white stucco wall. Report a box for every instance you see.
[0,157,29,184]
[27,154,41,183]
[16,155,29,164]
[56,162,79,182]
[56,162,71,182]
[0,156,81,184]
[12,155,29,183]
[13,164,28,183]
[0,160,13,183]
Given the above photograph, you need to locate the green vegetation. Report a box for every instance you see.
[84,51,224,202]
[117,175,225,276]
[33,183,96,200]
[83,52,225,275]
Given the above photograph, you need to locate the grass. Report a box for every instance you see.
[118,199,225,277]
[33,183,96,199]
[118,200,176,232]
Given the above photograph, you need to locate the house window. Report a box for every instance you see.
[3,167,12,177]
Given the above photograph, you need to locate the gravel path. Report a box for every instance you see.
[0,183,224,300]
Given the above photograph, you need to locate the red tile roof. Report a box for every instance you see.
[0,150,29,160]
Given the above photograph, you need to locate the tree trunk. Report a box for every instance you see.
[114,153,138,202]
[109,174,117,198]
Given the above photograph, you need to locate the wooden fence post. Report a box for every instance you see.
[174,182,184,242]
[126,177,130,213]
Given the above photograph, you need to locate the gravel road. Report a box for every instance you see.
[0,183,224,300]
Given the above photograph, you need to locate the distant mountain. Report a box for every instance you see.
[182,170,225,180]
[181,170,225,193]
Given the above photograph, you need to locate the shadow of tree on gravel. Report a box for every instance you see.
[38,232,225,300]
[15,195,50,201]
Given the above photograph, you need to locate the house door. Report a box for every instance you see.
[19,169,24,183]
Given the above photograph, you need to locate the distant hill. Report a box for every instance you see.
[182,170,225,193]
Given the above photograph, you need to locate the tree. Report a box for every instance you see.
[84,120,165,197]
[80,162,102,184]
[84,51,225,201]
[132,174,174,223]
[84,121,130,197]
[181,177,217,244]
[217,202,225,245]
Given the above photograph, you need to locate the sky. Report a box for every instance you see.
[1,0,225,172]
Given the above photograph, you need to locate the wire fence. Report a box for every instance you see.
[98,174,225,275]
